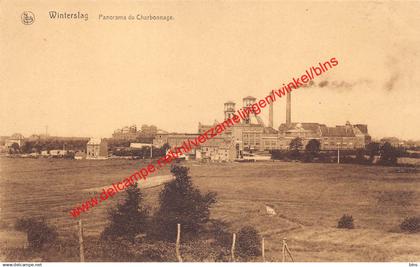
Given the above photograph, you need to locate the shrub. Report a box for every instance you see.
[87,238,175,262]
[337,214,354,229]
[150,165,217,241]
[140,245,171,262]
[212,221,232,249]
[101,183,149,242]
[236,226,261,260]
[40,233,80,261]
[87,239,138,261]
[302,152,314,163]
[400,216,420,233]
[15,218,58,251]
[270,150,286,160]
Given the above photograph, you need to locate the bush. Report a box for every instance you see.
[302,152,314,163]
[236,226,261,260]
[270,150,287,160]
[212,221,232,249]
[101,183,149,242]
[87,239,139,261]
[139,245,172,262]
[337,214,354,229]
[15,218,58,251]
[150,165,217,241]
[400,216,420,233]
[86,237,176,262]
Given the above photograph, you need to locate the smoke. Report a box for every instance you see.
[303,52,415,93]
[303,79,371,91]
[384,56,401,92]
[384,73,399,91]
[301,80,316,88]
[330,81,354,89]
[318,80,329,87]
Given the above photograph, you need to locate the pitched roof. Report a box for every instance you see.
[320,126,355,137]
[278,122,324,133]
[354,124,368,134]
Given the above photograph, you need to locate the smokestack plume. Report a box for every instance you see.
[286,92,291,125]
[268,91,273,128]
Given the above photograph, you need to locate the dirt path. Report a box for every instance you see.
[82,174,174,193]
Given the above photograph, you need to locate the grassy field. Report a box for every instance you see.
[1,158,419,261]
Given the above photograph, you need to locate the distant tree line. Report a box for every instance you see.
[271,138,407,166]
[14,139,90,154]
[9,138,171,160]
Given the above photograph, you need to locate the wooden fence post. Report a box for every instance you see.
[231,233,236,262]
[262,237,265,262]
[78,219,85,262]
[282,238,286,262]
[285,239,294,262]
[282,238,294,262]
[176,223,182,262]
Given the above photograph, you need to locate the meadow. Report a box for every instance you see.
[0,158,419,261]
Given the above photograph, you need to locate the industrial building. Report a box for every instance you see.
[112,124,158,140]
[153,92,371,161]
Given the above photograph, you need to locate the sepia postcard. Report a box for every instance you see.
[1,0,420,265]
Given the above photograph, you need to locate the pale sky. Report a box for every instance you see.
[1,1,419,140]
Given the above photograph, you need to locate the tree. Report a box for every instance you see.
[303,139,321,162]
[101,183,149,242]
[289,137,303,151]
[151,165,216,241]
[305,139,320,156]
[289,137,303,159]
[379,142,398,166]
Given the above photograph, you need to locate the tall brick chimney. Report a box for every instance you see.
[286,92,291,125]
